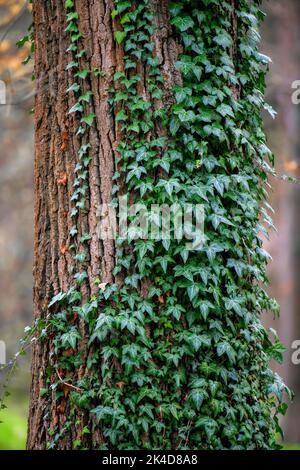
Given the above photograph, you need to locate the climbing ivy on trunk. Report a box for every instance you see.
[25,0,291,450]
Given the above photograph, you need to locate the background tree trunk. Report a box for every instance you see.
[262,0,300,443]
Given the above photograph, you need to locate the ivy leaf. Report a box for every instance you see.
[67,83,80,93]
[66,43,77,53]
[177,110,196,122]
[16,35,29,48]
[171,16,194,32]
[217,341,236,364]
[268,341,287,363]
[66,12,79,22]
[120,317,136,335]
[210,214,233,230]
[225,297,243,316]
[128,123,140,133]
[126,164,147,182]
[74,271,88,285]
[116,110,128,121]
[190,335,204,352]
[139,404,154,420]
[61,327,81,350]
[263,102,277,119]
[68,102,83,114]
[67,288,82,304]
[76,126,85,136]
[196,417,218,440]
[114,71,125,80]
[217,103,234,118]
[227,259,244,277]
[115,31,126,45]
[175,56,193,75]
[157,179,180,197]
[111,9,118,20]
[70,225,78,237]
[120,13,130,25]
[90,406,114,422]
[167,304,184,321]
[48,292,66,308]
[187,284,199,302]
[155,255,170,273]
[79,143,91,157]
[80,233,92,243]
[79,91,93,103]
[65,22,77,35]
[169,116,180,136]
[40,388,48,398]
[193,65,202,81]
[65,0,74,9]
[199,301,213,321]
[75,69,90,79]
[66,61,79,70]
[76,49,86,59]
[256,52,272,65]
[204,243,225,262]
[278,403,289,416]
[115,1,131,14]
[174,86,191,103]
[168,403,179,420]
[159,160,170,173]
[81,113,96,126]
[214,32,233,49]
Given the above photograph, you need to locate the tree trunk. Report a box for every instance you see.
[27,0,179,449]
[27,0,287,450]
[262,0,300,443]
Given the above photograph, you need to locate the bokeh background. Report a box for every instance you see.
[0,0,300,450]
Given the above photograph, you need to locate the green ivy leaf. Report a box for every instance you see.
[217,341,236,364]
[75,69,90,79]
[171,16,194,32]
[67,83,80,93]
[68,102,83,114]
[190,389,205,410]
[187,284,199,302]
[66,12,79,22]
[48,292,66,308]
[61,327,81,350]
[65,0,74,9]
[74,271,88,285]
[79,91,93,103]
[111,9,118,20]
[213,32,233,49]
[196,417,218,440]
[116,109,128,121]
[81,113,96,126]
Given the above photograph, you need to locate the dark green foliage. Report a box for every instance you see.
[26,0,292,450]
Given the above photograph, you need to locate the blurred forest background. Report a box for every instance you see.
[0,0,300,450]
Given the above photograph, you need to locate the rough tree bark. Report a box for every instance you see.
[27,0,180,450]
